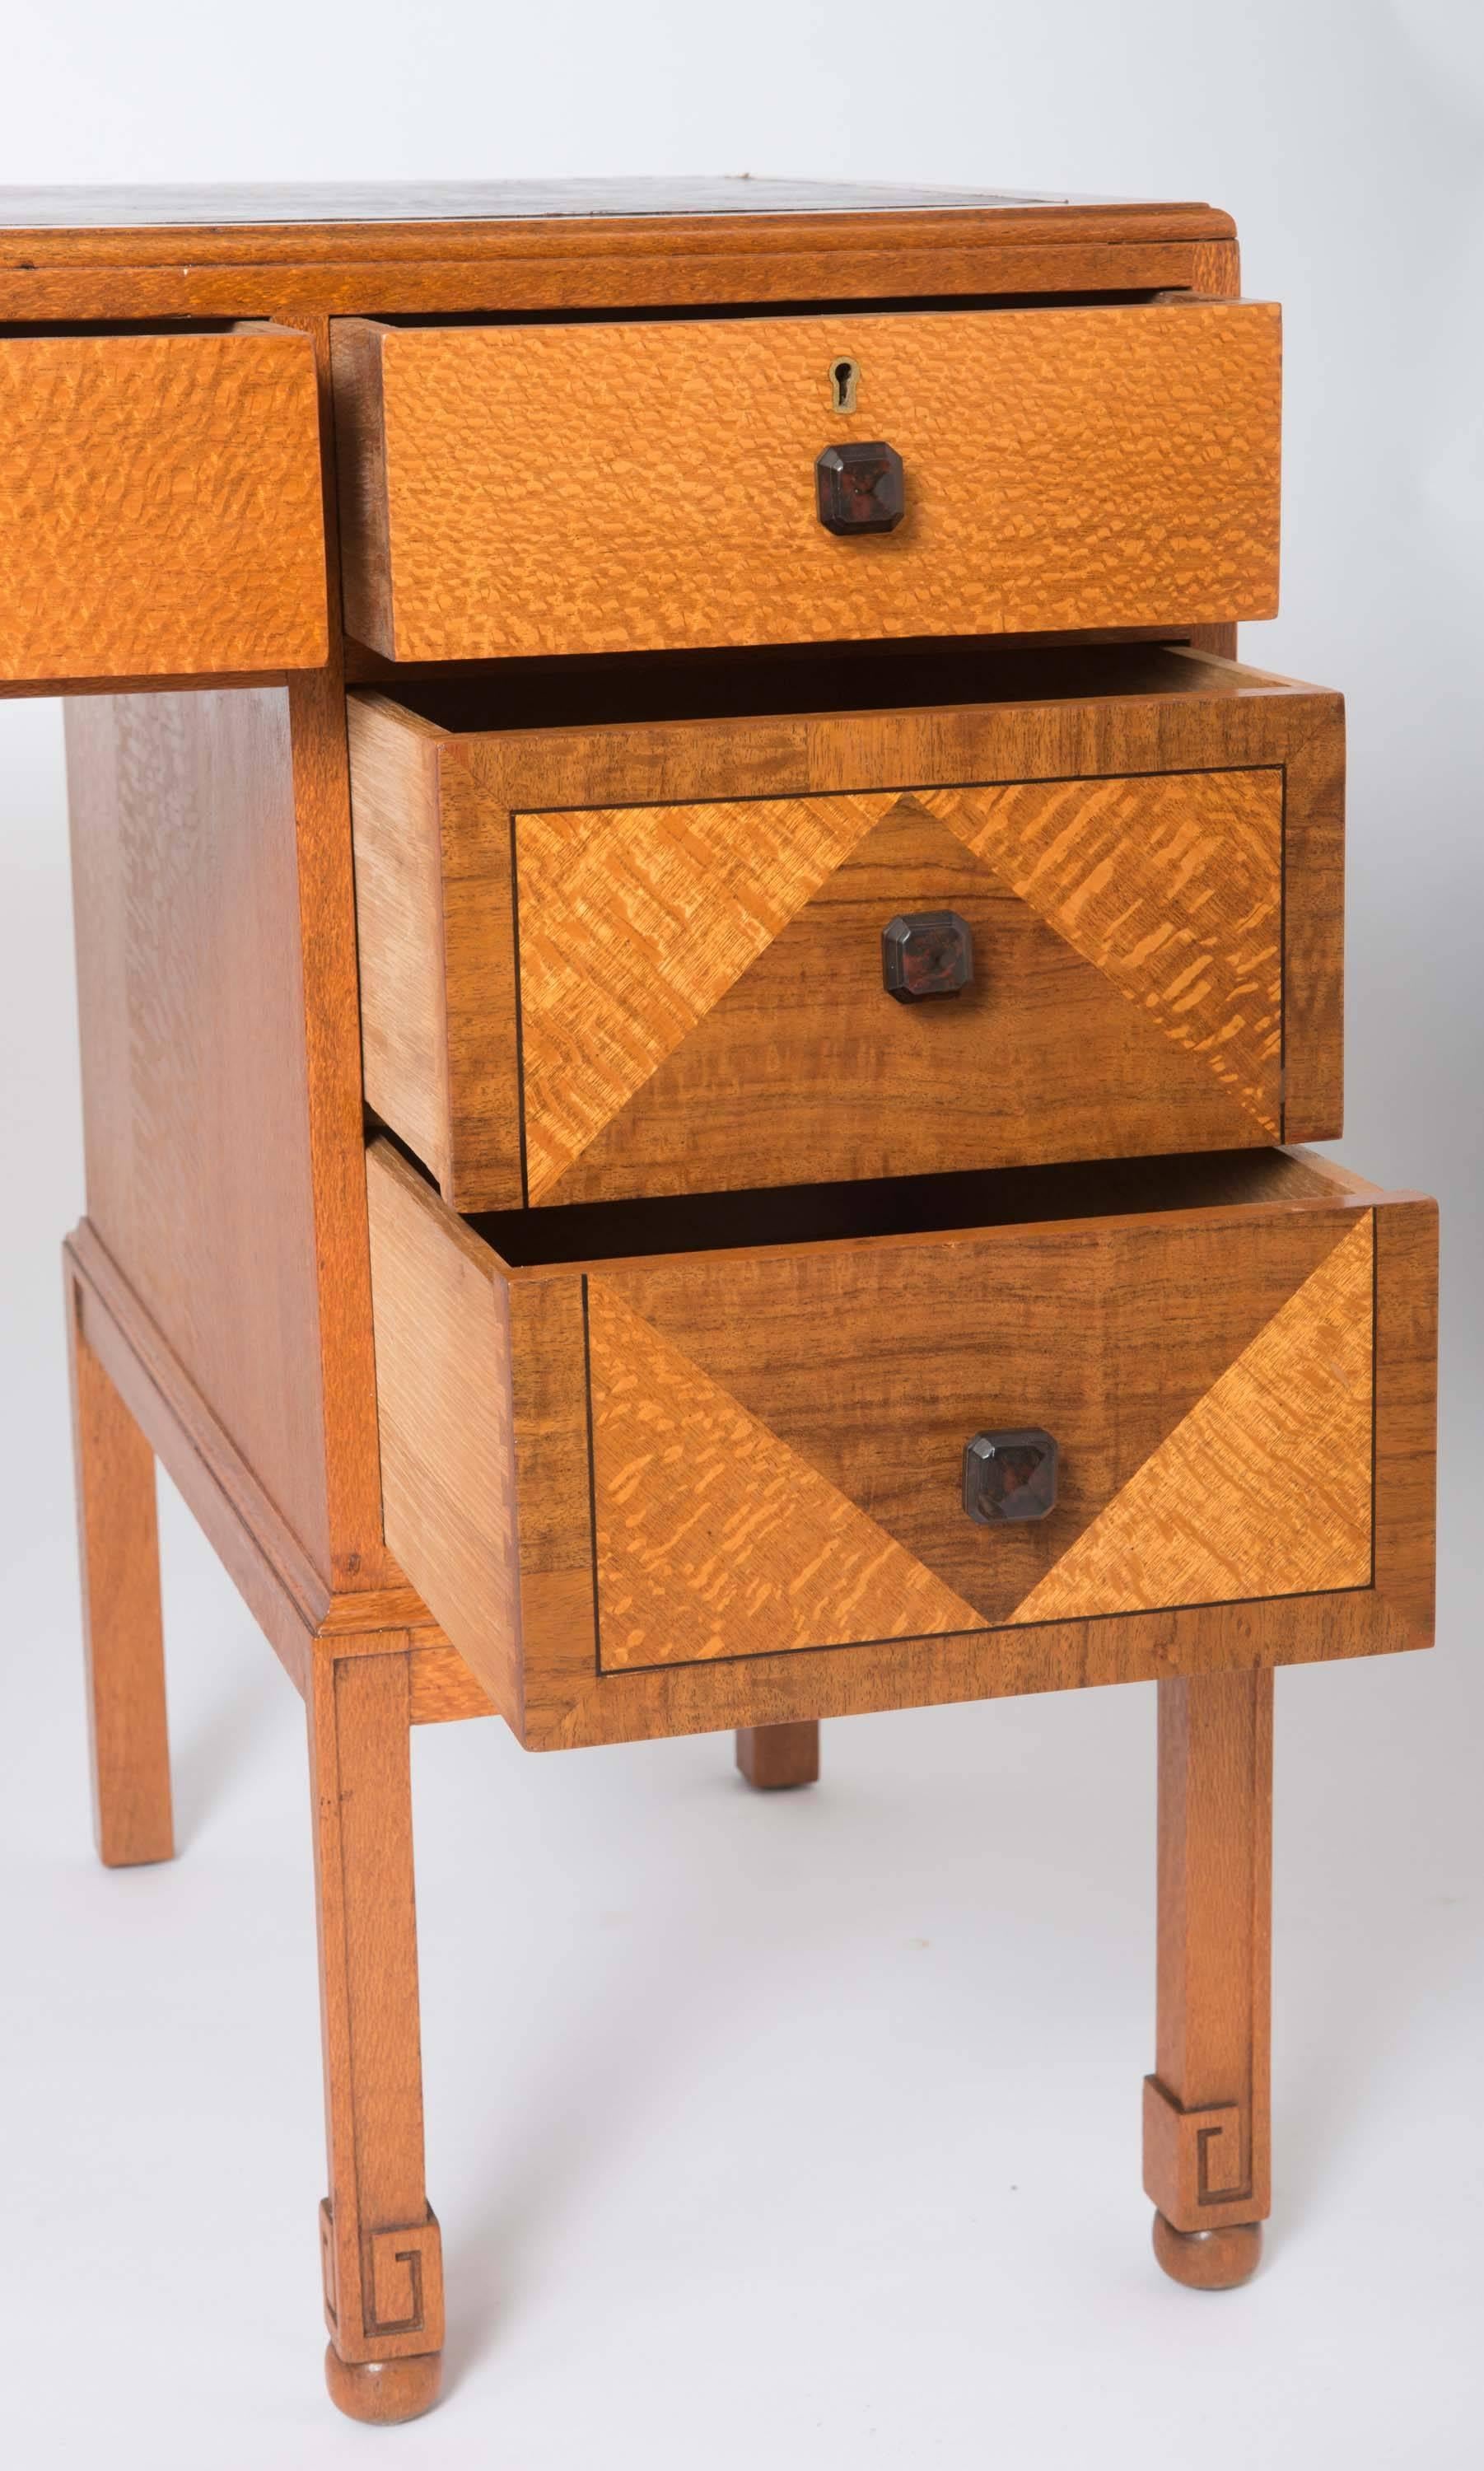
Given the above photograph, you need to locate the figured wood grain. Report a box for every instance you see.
[365,1141,1435,1745]
[539,802,1261,1203]
[332,300,1281,661]
[516,792,891,1199]
[349,691,526,1206]
[409,1137,1432,1740]
[362,1143,597,1720]
[1145,1669,1272,2234]
[407,1646,496,1725]
[594,1205,1356,1632]
[1276,688,1346,1140]
[32,175,1407,2394]
[1011,1215,1373,1621]
[308,1650,444,2371]
[331,317,399,660]
[417,1547,1430,1738]
[66,1267,173,1866]
[366,1141,522,1730]
[0,328,326,683]
[351,657,1342,1211]
[68,1143,1433,1752]
[918,769,1283,1133]
[498,1151,1401,1740]
[346,693,453,1189]
[587,1278,983,1669]
[437,759,525,1204]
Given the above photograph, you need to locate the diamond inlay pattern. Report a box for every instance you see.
[916,769,1283,1133]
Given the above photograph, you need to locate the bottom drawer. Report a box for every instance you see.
[366,1139,1436,1749]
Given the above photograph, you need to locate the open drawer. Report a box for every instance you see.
[366,1138,1436,1751]
[350,644,1344,1210]
[331,296,1280,661]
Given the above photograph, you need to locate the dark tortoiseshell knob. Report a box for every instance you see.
[882,910,973,1002]
[963,1429,1059,1524]
[816,441,906,535]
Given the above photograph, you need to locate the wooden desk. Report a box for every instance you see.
[2,179,1436,2424]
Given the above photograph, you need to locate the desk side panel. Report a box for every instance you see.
[66,689,334,1581]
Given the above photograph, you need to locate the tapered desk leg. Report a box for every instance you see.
[1145,1670,1272,2290]
[310,1648,444,2423]
[736,1721,821,1791]
[67,1273,173,1868]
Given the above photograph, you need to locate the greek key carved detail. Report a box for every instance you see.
[1195,2107,1248,2203]
[320,2201,446,2357]
[1142,2076,1259,2231]
[366,2225,432,2337]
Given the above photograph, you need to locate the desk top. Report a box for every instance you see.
[0,177,1209,232]
[0,179,1236,326]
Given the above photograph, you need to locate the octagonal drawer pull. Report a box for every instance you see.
[815,439,906,535]
[963,1427,1059,1524]
[882,909,973,1002]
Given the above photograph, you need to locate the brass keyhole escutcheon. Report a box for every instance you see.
[830,357,861,413]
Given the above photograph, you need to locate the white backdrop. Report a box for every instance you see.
[2,6,1481,2465]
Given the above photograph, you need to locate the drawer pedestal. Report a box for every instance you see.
[16,179,1436,2424]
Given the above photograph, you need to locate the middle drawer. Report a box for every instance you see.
[348,643,1342,1212]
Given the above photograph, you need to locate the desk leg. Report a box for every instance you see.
[736,1721,820,1791]
[310,1648,445,2422]
[67,1273,173,1868]
[1144,1670,1272,2289]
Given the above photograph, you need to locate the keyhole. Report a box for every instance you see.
[830,357,860,413]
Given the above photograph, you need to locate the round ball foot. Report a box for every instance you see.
[1152,2212,1263,2291]
[324,2344,443,2423]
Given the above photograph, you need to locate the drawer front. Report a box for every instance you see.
[513,771,1286,1203]
[348,658,1343,1211]
[332,301,1280,662]
[0,329,327,683]
[365,1142,1437,1749]
[586,1200,1374,1670]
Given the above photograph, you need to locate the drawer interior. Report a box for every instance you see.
[365,638,1269,738]
[366,292,1170,329]
[461,1144,1362,1271]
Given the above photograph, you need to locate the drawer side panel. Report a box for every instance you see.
[366,1143,523,1726]
[348,695,454,1189]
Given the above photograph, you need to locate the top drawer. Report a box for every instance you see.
[330,301,1281,663]
[0,327,328,684]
